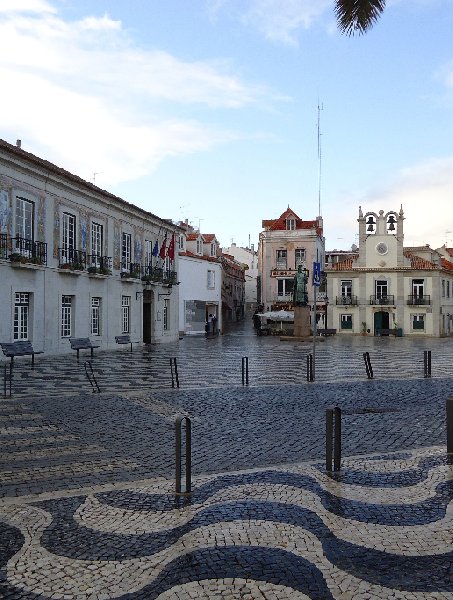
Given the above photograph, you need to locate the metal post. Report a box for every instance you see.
[447,399,453,455]
[424,350,431,378]
[170,357,180,388]
[307,354,314,382]
[326,406,341,471]
[334,406,342,471]
[175,415,192,495]
[363,352,374,379]
[312,284,317,380]
[242,356,249,386]
[326,408,333,471]
[3,363,12,398]
[84,361,100,393]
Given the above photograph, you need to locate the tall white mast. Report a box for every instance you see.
[317,101,323,216]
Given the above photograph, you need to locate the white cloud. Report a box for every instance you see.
[0,2,270,185]
[326,157,453,249]
[0,0,56,14]
[208,0,331,45]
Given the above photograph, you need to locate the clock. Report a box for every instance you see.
[376,242,388,255]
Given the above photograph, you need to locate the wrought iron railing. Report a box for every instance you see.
[9,237,47,265]
[87,254,112,275]
[336,295,358,305]
[58,248,86,270]
[0,233,8,259]
[141,265,163,282]
[163,270,177,285]
[369,295,394,305]
[121,261,141,278]
[407,294,430,305]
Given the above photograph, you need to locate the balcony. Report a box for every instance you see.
[58,248,86,272]
[370,295,395,306]
[336,295,358,306]
[121,261,141,279]
[163,269,177,285]
[0,233,8,259]
[407,294,430,306]
[87,254,112,276]
[8,237,47,266]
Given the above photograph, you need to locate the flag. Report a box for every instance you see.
[152,239,159,257]
[167,234,175,262]
[159,235,167,259]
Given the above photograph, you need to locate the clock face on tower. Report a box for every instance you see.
[376,242,388,255]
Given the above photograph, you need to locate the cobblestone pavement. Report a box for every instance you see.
[1,322,453,598]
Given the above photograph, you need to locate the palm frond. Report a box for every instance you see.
[335,0,386,36]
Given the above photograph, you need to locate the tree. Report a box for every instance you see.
[336,0,386,36]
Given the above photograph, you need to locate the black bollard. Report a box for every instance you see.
[175,415,192,495]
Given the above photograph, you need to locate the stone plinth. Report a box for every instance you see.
[293,305,311,338]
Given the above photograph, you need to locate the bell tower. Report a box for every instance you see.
[357,206,404,268]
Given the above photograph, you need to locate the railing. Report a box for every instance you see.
[58,248,86,270]
[369,295,394,305]
[141,265,163,282]
[87,254,112,275]
[336,295,358,305]
[121,261,141,278]
[407,294,430,305]
[10,237,47,265]
[163,270,177,285]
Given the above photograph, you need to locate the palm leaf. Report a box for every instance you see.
[335,0,386,36]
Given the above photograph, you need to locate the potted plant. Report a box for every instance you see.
[87,266,97,274]
[99,267,111,275]
[73,262,84,271]
[29,256,44,265]
[361,321,368,336]
[10,252,26,263]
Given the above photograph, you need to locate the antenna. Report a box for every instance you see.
[317,101,323,216]
[445,230,452,246]
[93,172,102,184]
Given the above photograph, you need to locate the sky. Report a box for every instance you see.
[1,0,453,251]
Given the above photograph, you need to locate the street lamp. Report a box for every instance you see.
[324,295,329,332]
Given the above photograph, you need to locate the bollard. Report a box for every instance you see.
[3,362,12,398]
[170,357,180,388]
[307,354,314,382]
[242,356,249,386]
[326,406,342,471]
[84,361,100,393]
[363,352,374,379]
[175,415,192,495]
[424,350,432,378]
[447,399,453,455]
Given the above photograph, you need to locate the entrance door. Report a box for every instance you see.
[143,291,153,344]
[374,311,389,335]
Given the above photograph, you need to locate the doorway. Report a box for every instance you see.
[374,311,389,335]
[143,290,153,344]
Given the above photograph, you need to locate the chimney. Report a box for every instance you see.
[16,139,21,148]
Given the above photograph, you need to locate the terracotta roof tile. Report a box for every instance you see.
[441,257,453,271]
[403,250,437,270]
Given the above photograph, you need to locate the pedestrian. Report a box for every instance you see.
[212,314,217,333]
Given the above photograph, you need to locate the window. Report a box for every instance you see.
[340,314,353,330]
[16,197,34,240]
[145,240,152,265]
[210,243,216,257]
[447,281,450,298]
[163,298,169,330]
[207,269,215,289]
[442,280,446,298]
[412,314,425,331]
[122,232,131,269]
[277,278,294,298]
[286,218,295,230]
[276,250,287,269]
[178,235,185,251]
[91,297,101,335]
[91,222,103,258]
[341,280,352,297]
[412,279,424,297]
[295,248,306,268]
[375,280,388,299]
[121,296,130,333]
[61,295,72,338]
[14,293,29,340]
[62,213,76,253]
[196,239,202,254]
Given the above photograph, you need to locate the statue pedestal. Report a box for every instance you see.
[293,305,311,338]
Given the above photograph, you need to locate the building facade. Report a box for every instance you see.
[222,242,258,313]
[326,206,453,336]
[258,207,325,315]
[0,139,181,356]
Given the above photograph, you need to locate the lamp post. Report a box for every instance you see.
[324,295,329,331]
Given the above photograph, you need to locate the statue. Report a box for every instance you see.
[293,265,308,307]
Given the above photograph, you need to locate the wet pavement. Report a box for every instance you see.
[1,321,453,598]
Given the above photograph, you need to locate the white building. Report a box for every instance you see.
[0,139,182,356]
[258,207,325,314]
[222,242,258,313]
[326,206,453,336]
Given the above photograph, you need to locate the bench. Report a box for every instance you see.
[115,335,136,352]
[319,328,337,337]
[0,341,43,367]
[69,337,100,359]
